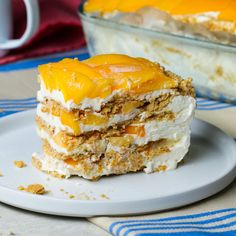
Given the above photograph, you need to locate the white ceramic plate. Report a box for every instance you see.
[0,110,236,217]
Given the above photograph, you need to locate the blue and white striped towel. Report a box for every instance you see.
[196,98,236,111]
[109,208,236,236]
[0,97,38,117]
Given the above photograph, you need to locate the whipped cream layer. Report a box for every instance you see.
[37,79,116,111]
[37,127,107,156]
[126,95,194,146]
[37,95,195,155]
[37,80,174,111]
[32,133,190,179]
[37,102,139,135]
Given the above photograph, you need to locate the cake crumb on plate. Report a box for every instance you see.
[17,186,25,191]
[14,160,26,168]
[100,194,110,199]
[18,184,46,195]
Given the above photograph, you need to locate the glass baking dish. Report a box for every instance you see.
[78,3,236,103]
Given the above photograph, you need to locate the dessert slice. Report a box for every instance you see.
[32,54,195,180]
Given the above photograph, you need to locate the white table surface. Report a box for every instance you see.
[0,203,110,236]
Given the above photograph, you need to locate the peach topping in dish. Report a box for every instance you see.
[84,0,236,22]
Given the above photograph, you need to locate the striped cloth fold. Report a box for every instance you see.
[109,208,236,236]
[196,98,236,111]
[0,97,37,117]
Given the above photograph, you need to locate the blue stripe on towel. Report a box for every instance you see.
[0,102,38,108]
[116,212,236,235]
[0,97,37,117]
[0,110,21,118]
[196,100,222,104]
[136,231,236,235]
[109,208,236,236]
[0,97,37,103]
[122,222,236,236]
[110,208,236,226]
[196,102,223,106]
[196,105,235,110]
[0,104,37,111]
[196,98,236,110]
[0,101,38,106]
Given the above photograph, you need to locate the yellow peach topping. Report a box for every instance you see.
[39,54,178,105]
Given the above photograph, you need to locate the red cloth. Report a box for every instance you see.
[0,0,85,64]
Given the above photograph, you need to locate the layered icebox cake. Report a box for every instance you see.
[32,54,195,180]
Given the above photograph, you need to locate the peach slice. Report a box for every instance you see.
[65,158,79,167]
[82,113,108,126]
[125,125,146,137]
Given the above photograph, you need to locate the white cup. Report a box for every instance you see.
[0,0,40,57]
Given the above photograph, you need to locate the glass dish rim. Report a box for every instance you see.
[78,2,236,53]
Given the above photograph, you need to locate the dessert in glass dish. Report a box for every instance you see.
[32,54,195,180]
[79,0,236,103]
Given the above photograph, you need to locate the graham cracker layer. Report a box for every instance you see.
[42,137,173,162]
[32,138,176,180]
[41,76,194,116]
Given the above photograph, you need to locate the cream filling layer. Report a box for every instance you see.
[37,127,107,156]
[32,133,190,179]
[131,95,195,146]
[37,79,174,111]
[143,132,190,173]
[37,103,139,135]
